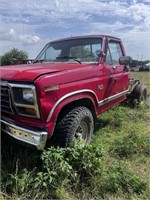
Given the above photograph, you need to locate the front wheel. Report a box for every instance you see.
[51,107,94,147]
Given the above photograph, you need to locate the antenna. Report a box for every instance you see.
[23,22,25,52]
[136,54,139,67]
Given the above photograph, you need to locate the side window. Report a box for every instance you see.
[106,41,123,65]
[105,48,112,65]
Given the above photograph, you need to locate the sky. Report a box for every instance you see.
[0,0,150,60]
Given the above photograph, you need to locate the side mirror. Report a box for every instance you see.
[95,50,105,58]
[119,56,132,65]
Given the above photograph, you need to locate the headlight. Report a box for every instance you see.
[23,89,34,103]
[9,84,40,118]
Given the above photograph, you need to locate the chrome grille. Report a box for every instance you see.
[1,85,13,114]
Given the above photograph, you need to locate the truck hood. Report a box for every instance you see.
[0,62,88,82]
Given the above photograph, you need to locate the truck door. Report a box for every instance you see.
[102,38,129,102]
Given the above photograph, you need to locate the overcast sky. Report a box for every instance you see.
[0,0,150,60]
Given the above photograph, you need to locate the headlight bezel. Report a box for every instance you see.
[9,83,40,118]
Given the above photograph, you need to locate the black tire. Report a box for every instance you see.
[51,107,94,147]
[131,84,147,107]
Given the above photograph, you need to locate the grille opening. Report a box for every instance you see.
[0,86,13,114]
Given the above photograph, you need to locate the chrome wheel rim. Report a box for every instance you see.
[75,121,88,141]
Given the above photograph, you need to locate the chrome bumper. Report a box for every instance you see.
[1,119,48,150]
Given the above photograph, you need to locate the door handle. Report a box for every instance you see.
[113,65,118,70]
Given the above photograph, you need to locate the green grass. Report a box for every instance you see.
[1,72,150,200]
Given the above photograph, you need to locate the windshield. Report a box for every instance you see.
[35,38,102,64]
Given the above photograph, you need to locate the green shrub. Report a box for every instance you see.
[33,147,75,191]
[29,142,104,198]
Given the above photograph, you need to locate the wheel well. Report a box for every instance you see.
[56,98,97,125]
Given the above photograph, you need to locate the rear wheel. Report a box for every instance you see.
[131,84,147,107]
[51,106,94,147]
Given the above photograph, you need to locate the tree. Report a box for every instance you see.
[1,48,28,66]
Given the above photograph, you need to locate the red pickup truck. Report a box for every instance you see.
[0,35,147,150]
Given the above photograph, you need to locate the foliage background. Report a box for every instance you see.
[0,48,28,66]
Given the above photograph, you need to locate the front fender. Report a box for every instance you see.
[46,90,98,139]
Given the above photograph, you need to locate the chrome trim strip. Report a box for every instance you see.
[0,81,35,89]
[98,89,129,106]
[46,89,99,122]
[1,119,48,150]
[46,89,129,122]
[14,103,36,108]
[0,81,9,86]
[9,83,36,89]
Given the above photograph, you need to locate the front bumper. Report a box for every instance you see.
[1,118,48,150]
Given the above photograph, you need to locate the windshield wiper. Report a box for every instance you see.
[56,56,82,64]
[33,59,44,63]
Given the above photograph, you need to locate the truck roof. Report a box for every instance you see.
[50,34,121,43]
